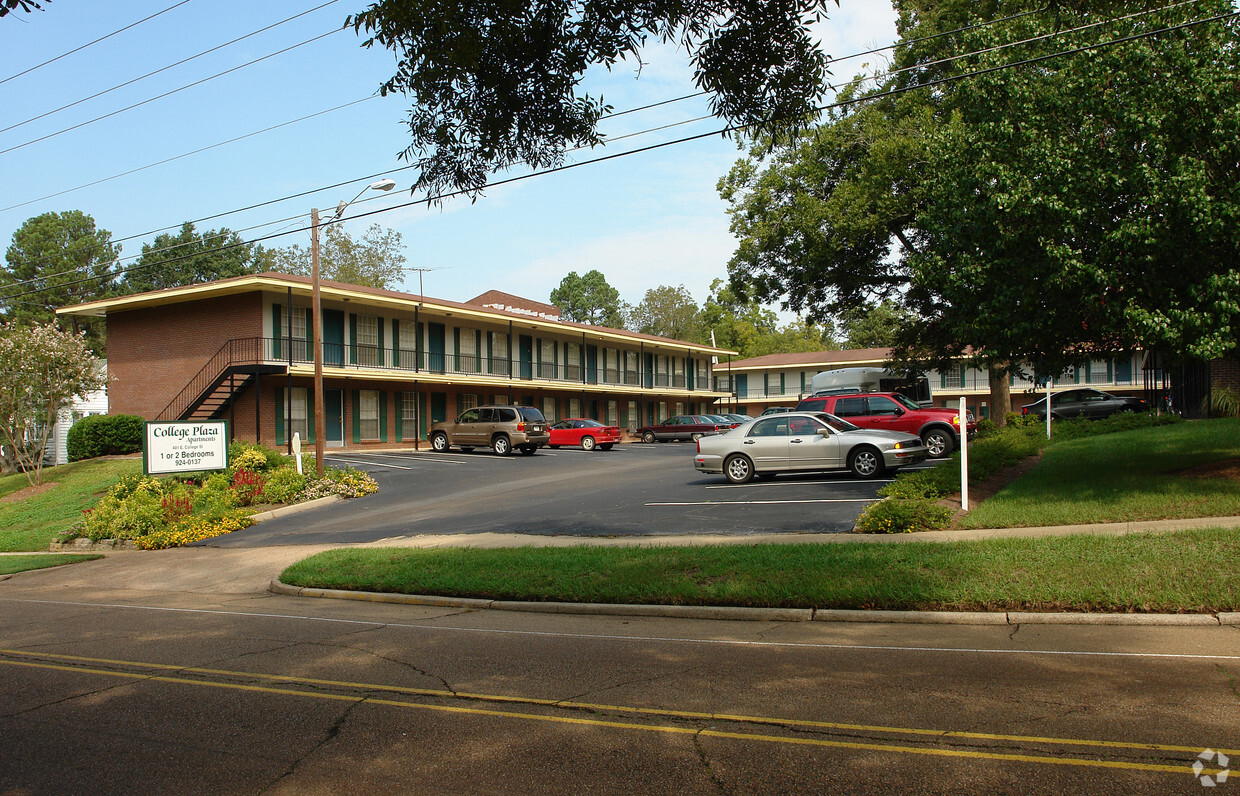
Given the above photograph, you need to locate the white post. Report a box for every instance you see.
[1046,379,1052,439]
[292,432,303,475]
[959,397,969,512]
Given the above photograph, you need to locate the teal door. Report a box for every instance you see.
[324,310,345,366]
[586,345,598,384]
[324,389,344,445]
[519,335,533,380]
[428,323,445,373]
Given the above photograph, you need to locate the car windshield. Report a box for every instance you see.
[814,412,861,432]
[892,394,921,410]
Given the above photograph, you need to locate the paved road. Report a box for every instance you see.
[0,558,1236,795]
[209,443,934,546]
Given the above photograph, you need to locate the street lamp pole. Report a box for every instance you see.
[310,179,396,478]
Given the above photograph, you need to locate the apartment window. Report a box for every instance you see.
[565,343,581,379]
[491,333,509,374]
[359,390,379,440]
[1089,360,1109,383]
[540,339,557,379]
[279,307,308,361]
[356,315,379,367]
[674,402,684,415]
[288,387,308,440]
[943,368,963,389]
[626,401,637,428]
[604,348,620,383]
[568,397,581,417]
[625,350,639,384]
[459,393,480,411]
[658,401,668,420]
[606,400,618,425]
[459,330,478,373]
[401,393,418,440]
[541,397,556,421]
[399,322,418,368]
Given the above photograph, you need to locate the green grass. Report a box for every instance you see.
[960,418,1240,528]
[281,528,1240,613]
[0,458,140,551]
[0,554,102,575]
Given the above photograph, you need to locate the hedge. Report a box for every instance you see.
[66,414,144,462]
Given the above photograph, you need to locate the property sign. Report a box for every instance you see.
[143,421,229,475]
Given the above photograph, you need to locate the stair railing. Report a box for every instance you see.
[156,338,266,421]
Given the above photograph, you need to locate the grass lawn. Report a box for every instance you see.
[960,418,1240,528]
[280,528,1240,612]
[0,458,141,552]
[0,554,102,575]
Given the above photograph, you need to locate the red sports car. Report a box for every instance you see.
[547,418,621,451]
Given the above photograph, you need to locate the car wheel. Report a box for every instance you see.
[580,435,596,451]
[518,445,537,456]
[492,435,511,456]
[724,454,754,484]
[598,443,613,451]
[921,428,953,458]
[848,447,884,478]
[430,433,449,452]
[642,431,656,444]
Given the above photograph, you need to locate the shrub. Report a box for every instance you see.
[227,440,287,472]
[230,468,265,506]
[136,510,252,550]
[66,414,145,462]
[83,487,165,540]
[854,498,952,534]
[1207,387,1240,418]
[262,468,306,504]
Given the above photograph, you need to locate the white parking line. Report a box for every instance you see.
[646,498,877,506]
[325,456,416,470]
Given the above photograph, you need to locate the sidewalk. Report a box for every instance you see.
[5,514,1238,625]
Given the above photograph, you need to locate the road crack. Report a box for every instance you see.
[260,699,362,794]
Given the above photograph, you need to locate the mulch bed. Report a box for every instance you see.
[0,482,58,504]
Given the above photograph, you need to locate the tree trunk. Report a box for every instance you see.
[989,363,1011,427]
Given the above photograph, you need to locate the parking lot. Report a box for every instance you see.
[208,441,941,546]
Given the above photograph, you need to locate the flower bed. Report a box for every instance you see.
[57,442,378,549]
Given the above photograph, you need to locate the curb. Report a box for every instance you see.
[268,581,1235,626]
[248,495,342,524]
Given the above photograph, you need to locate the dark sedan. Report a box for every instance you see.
[636,414,731,443]
[1021,388,1148,420]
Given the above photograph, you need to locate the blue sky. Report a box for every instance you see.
[0,0,899,315]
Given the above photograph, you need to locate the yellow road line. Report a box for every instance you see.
[1,647,1234,759]
[0,652,1229,777]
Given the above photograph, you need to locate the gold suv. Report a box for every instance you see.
[429,405,550,456]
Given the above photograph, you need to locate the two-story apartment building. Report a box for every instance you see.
[57,272,734,449]
[716,348,1152,419]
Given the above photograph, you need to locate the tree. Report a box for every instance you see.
[722,0,1240,421]
[348,0,838,197]
[120,223,269,295]
[697,278,836,358]
[630,284,700,340]
[838,301,910,349]
[271,223,407,290]
[0,322,107,486]
[1,210,118,355]
[550,270,627,327]
[1,0,50,18]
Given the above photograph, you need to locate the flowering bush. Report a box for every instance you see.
[135,510,253,550]
[262,468,306,504]
[230,468,265,506]
[853,498,952,534]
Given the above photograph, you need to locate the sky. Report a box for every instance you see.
[0,0,900,318]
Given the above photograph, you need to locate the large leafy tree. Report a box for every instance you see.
[271,223,408,290]
[348,0,838,197]
[697,278,835,357]
[722,0,1240,417]
[1,210,118,355]
[120,223,269,295]
[0,322,107,485]
[630,284,701,340]
[550,270,628,327]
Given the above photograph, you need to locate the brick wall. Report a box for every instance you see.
[107,293,264,419]
[1214,357,1240,392]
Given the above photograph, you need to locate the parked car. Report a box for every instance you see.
[694,412,928,483]
[758,407,795,416]
[717,413,753,424]
[547,418,621,451]
[429,405,549,456]
[794,392,975,458]
[636,414,731,443]
[1020,388,1148,420]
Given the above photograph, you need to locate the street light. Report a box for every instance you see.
[311,179,397,477]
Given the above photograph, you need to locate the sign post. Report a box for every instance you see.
[959,397,969,512]
[143,421,230,476]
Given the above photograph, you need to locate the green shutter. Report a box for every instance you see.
[304,309,312,359]
[349,314,358,365]
[394,392,403,440]
[392,319,401,368]
[273,304,282,359]
[959,365,966,388]
[379,392,388,442]
[454,327,461,371]
[351,390,360,443]
[1106,360,1113,383]
[475,330,482,371]
[275,387,285,445]
[780,372,786,395]
[377,317,385,367]
[486,332,494,373]
[419,392,427,438]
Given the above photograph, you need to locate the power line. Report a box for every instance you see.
[0,0,195,86]
[11,7,1232,305]
[0,0,341,136]
[0,28,343,156]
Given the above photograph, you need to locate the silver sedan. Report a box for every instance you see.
[693,411,929,483]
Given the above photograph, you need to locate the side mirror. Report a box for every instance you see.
[817,428,832,437]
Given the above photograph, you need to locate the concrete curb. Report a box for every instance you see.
[268,580,1232,626]
[248,495,342,524]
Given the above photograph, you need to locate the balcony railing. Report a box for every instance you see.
[257,338,715,391]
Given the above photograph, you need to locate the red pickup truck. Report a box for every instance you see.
[794,392,976,458]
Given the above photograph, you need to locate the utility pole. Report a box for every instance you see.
[311,208,326,478]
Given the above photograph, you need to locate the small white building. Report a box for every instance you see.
[45,362,109,466]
